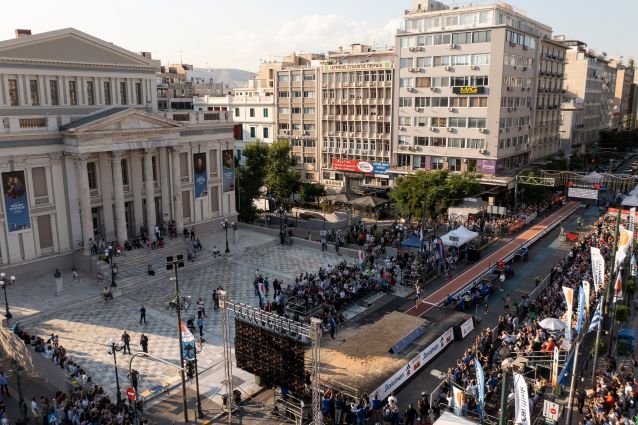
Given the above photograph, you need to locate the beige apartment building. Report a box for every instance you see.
[157,63,226,110]
[558,38,616,153]
[392,0,561,183]
[0,28,236,267]
[609,59,635,130]
[319,44,393,192]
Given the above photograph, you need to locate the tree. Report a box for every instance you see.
[265,140,300,205]
[299,182,325,204]
[237,141,269,222]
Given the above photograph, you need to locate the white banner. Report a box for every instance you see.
[562,286,574,343]
[629,208,636,232]
[513,372,531,425]
[460,317,474,338]
[582,281,591,315]
[551,346,559,388]
[615,225,633,272]
[452,385,464,416]
[567,187,598,200]
[372,327,454,400]
[590,247,605,293]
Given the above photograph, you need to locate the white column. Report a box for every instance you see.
[74,154,94,254]
[130,150,144,232]
[159,147,170,222]
[99,152,115,241]
[171,147,184,232]
[111,151,128,242]
[143,148,157,236]
[49,152,70,252]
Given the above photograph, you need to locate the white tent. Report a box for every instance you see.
[622,194,638,207]
[583,171,604,183]
[629,184,638,196]
[441,226,479,247]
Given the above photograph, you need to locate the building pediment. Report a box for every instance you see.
[62,108,182,136]
[0,28,154,69]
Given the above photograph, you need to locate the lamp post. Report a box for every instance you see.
[221,219,230,253]
[105,246,118,288]
[106,337,124,404]
[0,273,15,320]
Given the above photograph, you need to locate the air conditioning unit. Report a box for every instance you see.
[449,43,457,49]
[407,87,414,92]
[478,128,487,133]
[478,149,486,154]
[283,130,289,135]
[329,131,334,136]
[448,107,455,112]
[430,87,437,92]
[471,65,479,70]
[416,107,423,112]
[447,127,454,132]
[462,158,468,163]
[303,131,310,135]
[342,83,349,87]
[430,126,436,131]
[398,145,407,150]
[408,146,415,151]
[399,127,406,131]
[418,67,425,73]
[341,149,348,153]
[356,82,362,87]
[341,99,347,103]
[349,133,355,137]
[409,47,417,52]
[444,66,451,71]
[377,116,383,120]
[408,67,416,72]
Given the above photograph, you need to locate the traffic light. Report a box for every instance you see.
[186,360,195,379]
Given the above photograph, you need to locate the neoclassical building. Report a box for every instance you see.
[0,28,236,267]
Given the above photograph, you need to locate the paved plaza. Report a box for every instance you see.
[9,228,351,402]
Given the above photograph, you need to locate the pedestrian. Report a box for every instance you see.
[404,403,417,425]
[483,303,489,315]
[213,289,219,310]
[415,283,422,304]
[0,371,8,396]
[121,331,131,354]
[190,227,195,241]
[329,317,336,339]
[197,297,206,318]
[140,333,149,353]
[139,305,146,325]
[576,388,586,413]
[197,316,204,338]
[72,267,79,281]
[31,397,39,421]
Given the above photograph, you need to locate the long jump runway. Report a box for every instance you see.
[405,201,581,317]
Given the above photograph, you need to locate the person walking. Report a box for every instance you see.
[197,316,204,338]
[121,331,131,354]
[329,317,336,339]
[31,397,39,421]
[404,403,417,425]
[139,305,146,325]
[213,289,219,310]
[0,371,8,396]
[139,334,149,353]
[197,297,206,318]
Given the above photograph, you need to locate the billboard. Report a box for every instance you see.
[322,61,392,72]
[193,153,208,199]
[331,159,390,175]
[451,86,486,95]
[222,149,235,192]
[476,159,496,175]
[567,187,598,200]
[2,170,31,234]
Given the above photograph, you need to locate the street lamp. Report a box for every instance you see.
[105,246,118,288]
[106,337,124,404]
[221,219,230,253]
[0,273,15,320]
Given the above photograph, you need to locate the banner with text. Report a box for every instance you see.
[562,286,574,343]
[331,159,390,175]
[180,321,196,361]
[193,153,208,199]
[222,149,235,192]
[590,247,605,293]
[475,359,485,418]
[513,372,531,425]
[452,385,464,416]
[2,170,31,235]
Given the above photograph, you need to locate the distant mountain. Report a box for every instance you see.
[202,68,255,89]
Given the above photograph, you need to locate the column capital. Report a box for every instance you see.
[111,150,124,162]
[73,153,90,162]
[48,152,64,164]
[144,147,157,156]
[170,146,182,155]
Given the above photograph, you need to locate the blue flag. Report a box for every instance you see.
[587,301,602,333]
[575,286,585,334]
[475,359,485,418]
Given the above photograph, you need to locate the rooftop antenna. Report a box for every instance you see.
[179,50,183,64]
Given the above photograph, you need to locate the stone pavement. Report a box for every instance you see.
[7,228,355,404]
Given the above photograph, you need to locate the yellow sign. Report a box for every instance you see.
[452,86,486,95]
[321,61,392,72]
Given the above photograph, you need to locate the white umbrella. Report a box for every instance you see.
[539,317,566,331]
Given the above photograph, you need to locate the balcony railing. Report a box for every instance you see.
[19,118,47,128]
[33,195,50,206]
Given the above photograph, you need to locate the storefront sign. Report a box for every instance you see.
[322,61,392,72]
[452,86,485,95]
[2,170,31,234]
[332,159,390,175]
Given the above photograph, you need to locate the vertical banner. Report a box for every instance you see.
[582,281,591,315]
[513,373,531,425]
[475,359,485,418]
[180,321,196,361]
[193,153,208,199]
[2,170,31,234]
[562,286,574,343]
[590,247,605,293]
[222,149,235,192]
[613,274,623,303]
[452,385,464,416]
[575,286,585,334]
[551,346,559,388]
[629,207,636,232]
[587,301,602,333]
[615,225,633,272]
[631,255,637,278]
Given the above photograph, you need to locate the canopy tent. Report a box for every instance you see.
[583,171,604,183]
[400,234,422,249]
[440,226,479,247]
[621,193,638,207]
[629,184,638,196]
[447,198,488,220]
[324,193,354,203]
[349,196,389,208]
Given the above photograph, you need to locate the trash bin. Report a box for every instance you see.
[617,328,635,356]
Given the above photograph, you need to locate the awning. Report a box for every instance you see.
[349,196,389,208]
[621,194,638,207]
[448,199,488,219]
[400,234,422,249]
[440,226,479,247]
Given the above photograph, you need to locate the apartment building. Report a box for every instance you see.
[319,44,393,192]
[274,53,323,182]
[530,38,566,160]
[609,59,635,130]
[393,0,556,183]
[157,63,225,110]
[558,38,616,153]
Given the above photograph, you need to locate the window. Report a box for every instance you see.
[470,97,488,107]
[467,138,485,149]
[451,76,469,86]
[263,127,269,139]
[31,167,47,197]
[452,32,472,44]
[415,97,430,107]
[398,116,412,126]
[448,158,461,172]
[431,137,446,147]
[433,56,450,67]
[452,55,470,66]
[473,30,491,43]
[249,108,255,117]
[250,127,256,138]
[400,58,413,69]
[399,97,413,107]
[447,138,465,148]
[432,156,445,169]
[303,107,315,114]
[471,54,490,65]
[471,75,489,86]
[291,73,301,82]
[278,91,289,98]
[304,73,315,81]
[291,107,301,114]
[119,82,127,104]
[235,108,240,117]
[448,117,467,127]
[26,79,40,106]
[450,97,468,107]
[8,79,18,106]
[86,81,95,105]
[303,91,315,98]
[48,80,59,106]
[431,77,449,87]
[69,81,78,105]
[416,77,431,88]
[135,82,142,104]
[263,108,269,117]
[433,33,451,45]
[103,82,112,105]
[303,124,315,131]
[291,91,301,98]
[278,74,289,83]
[278,107,289,114]
[399,78,414,88]
[87,162,98,190]
[415,137,428,146]
[468,118,486,128]
[444,15,459,26]
[415,116,429,127]
[303,156,316,164]
[431,97,449,107]
[431,117,447,127]
[416,57,432,67]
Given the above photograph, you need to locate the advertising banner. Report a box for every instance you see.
[2,170,31,234]
[193,152,208,199]
[322,61,392,72]
[590,247,605,293]
[513,372,531,425]
[567,187,599,200]
[331,159,390,175]
[582,281,591,315]
[476,160,496,175]
[460,317,474,339]
[452,385,464,416]
[222,149,235,192]
[551,346,559,388]
[475,359,485,418]
[613,274,623,303]
[575,286,585,334]
[451,86,486,95]
[629,207,636,232]
[180,321,196,361]
[372,327,454,400]
[615,225,633,272]
[562,286,574,343]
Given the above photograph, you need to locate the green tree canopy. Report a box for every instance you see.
[299,182,325,204]
[237,141,269,222]
[265,139,300,204]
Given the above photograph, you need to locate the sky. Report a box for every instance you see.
[1,0,636,72]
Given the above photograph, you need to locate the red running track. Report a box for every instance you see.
[405,201,581,317]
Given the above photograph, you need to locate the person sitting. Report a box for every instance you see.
[212,245,221,257]
[193,239,202,251]
[157,239,165,248]
[187,251,195,262]
[124,240,133,251]
[102,286,113,301]
[147,264,155,276]
[183,228,189,239]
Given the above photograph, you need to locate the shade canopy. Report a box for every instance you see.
[629,185,638,196]
[349,196,389,208]
[538,317,566,331]
[440,226,479,247]
[324,193,354,203]
[400,234,422,249]
[622,194,638,207]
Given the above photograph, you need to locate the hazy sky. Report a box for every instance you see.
[1,0,636,71]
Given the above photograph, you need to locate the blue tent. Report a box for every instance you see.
[400,234,422,249]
